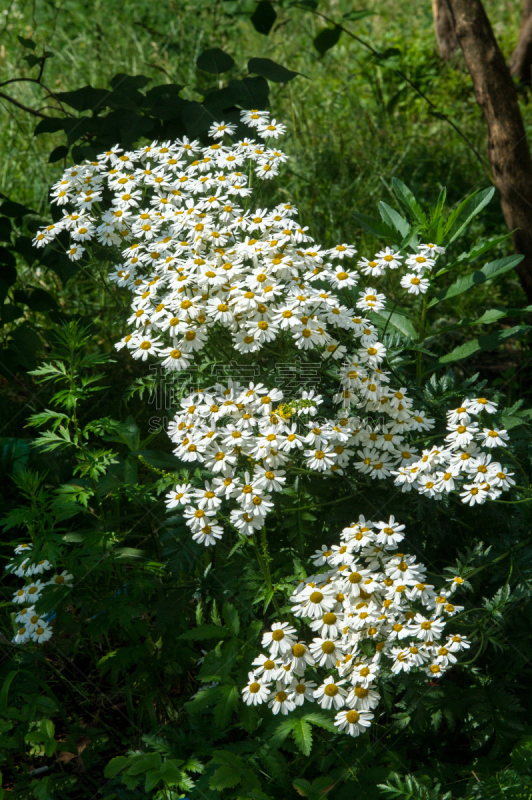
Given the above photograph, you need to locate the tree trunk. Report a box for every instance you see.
[432,0,459,60]
[509,0,532,84]
[445,0,532,301]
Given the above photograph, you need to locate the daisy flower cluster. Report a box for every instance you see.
[166,379,514,546]
[7,543,73,645]
[242,514,470,737]
[33,108,515,512]
[32,110,443,377]
[392,396,514,504]
[165,380,328,545]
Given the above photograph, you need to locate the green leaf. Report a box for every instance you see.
[250,0,277,34]
[55,85,111,111]
[144,84,185,119]
[512,734,532,774]
[292,719,313,756]
[34,118,67,136]
[17,36,36,50]
[214,684,240,728]
[453,233,512,265]
[10,324,42,369]
[41,719,55,739]
[372,308,416,339]
[223,601,240,635]
[197,48,235,74]
[473,308,508,325]
[292,778,313,795]
[391,178,427,225]
[1,306,24,326]
[378,201,411,237]
[248,57,302,83]
[144,769,162,792]
[104,756,129,778]
[343,9,375,21]
[429,255,524,307]
[212,750,244,769]
[0,199,36,217]
[97,650,117,667]
[377,46,401,62]
[179,624,230,640]
[303,712,338,733]
[444,186,495,244]
[0,217,12,242]
[0,670,19,715]
[0,260,17,287]
[228,76,269,109]
[24,53,42,68]
[314,25,342,56]
[436,325,530,366]
[270,718,295,747]
[23,288,57,312]
[352,210,398,241]
[127,753,161,775]
[48,145,69,163]
[185,685,223,715]
[209,766,241,790]
[159,760,185,785]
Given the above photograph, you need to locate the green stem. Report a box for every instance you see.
[504,449,531,488]
[462,535,532,580]
[296,477,303,557]
[283,493,357,513]
[493,496,532,504]
[252,529,282,617]
[416,294,428,383]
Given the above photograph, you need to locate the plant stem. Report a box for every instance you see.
[252,528,282,617]
[416,294,429,383]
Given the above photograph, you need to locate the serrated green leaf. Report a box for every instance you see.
[214,684,240,728]
[270,718,296,747]
[222,601,240,635]
[104,756,129,778]
[185,685,223,714]
[512,734,532,774]
[303,712,338,733]
[209,765,241,790]
[212,750,244,769]
[144,769,162,792]
[127,752,161,775]
[292,718,313,756]
[179,624,230,640]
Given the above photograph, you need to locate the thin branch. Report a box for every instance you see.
[292,2,488,170]
[0,89,50,118]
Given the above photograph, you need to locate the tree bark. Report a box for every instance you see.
[431,0,459,61]
[445,0,532,301]
[509,0,532,84]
